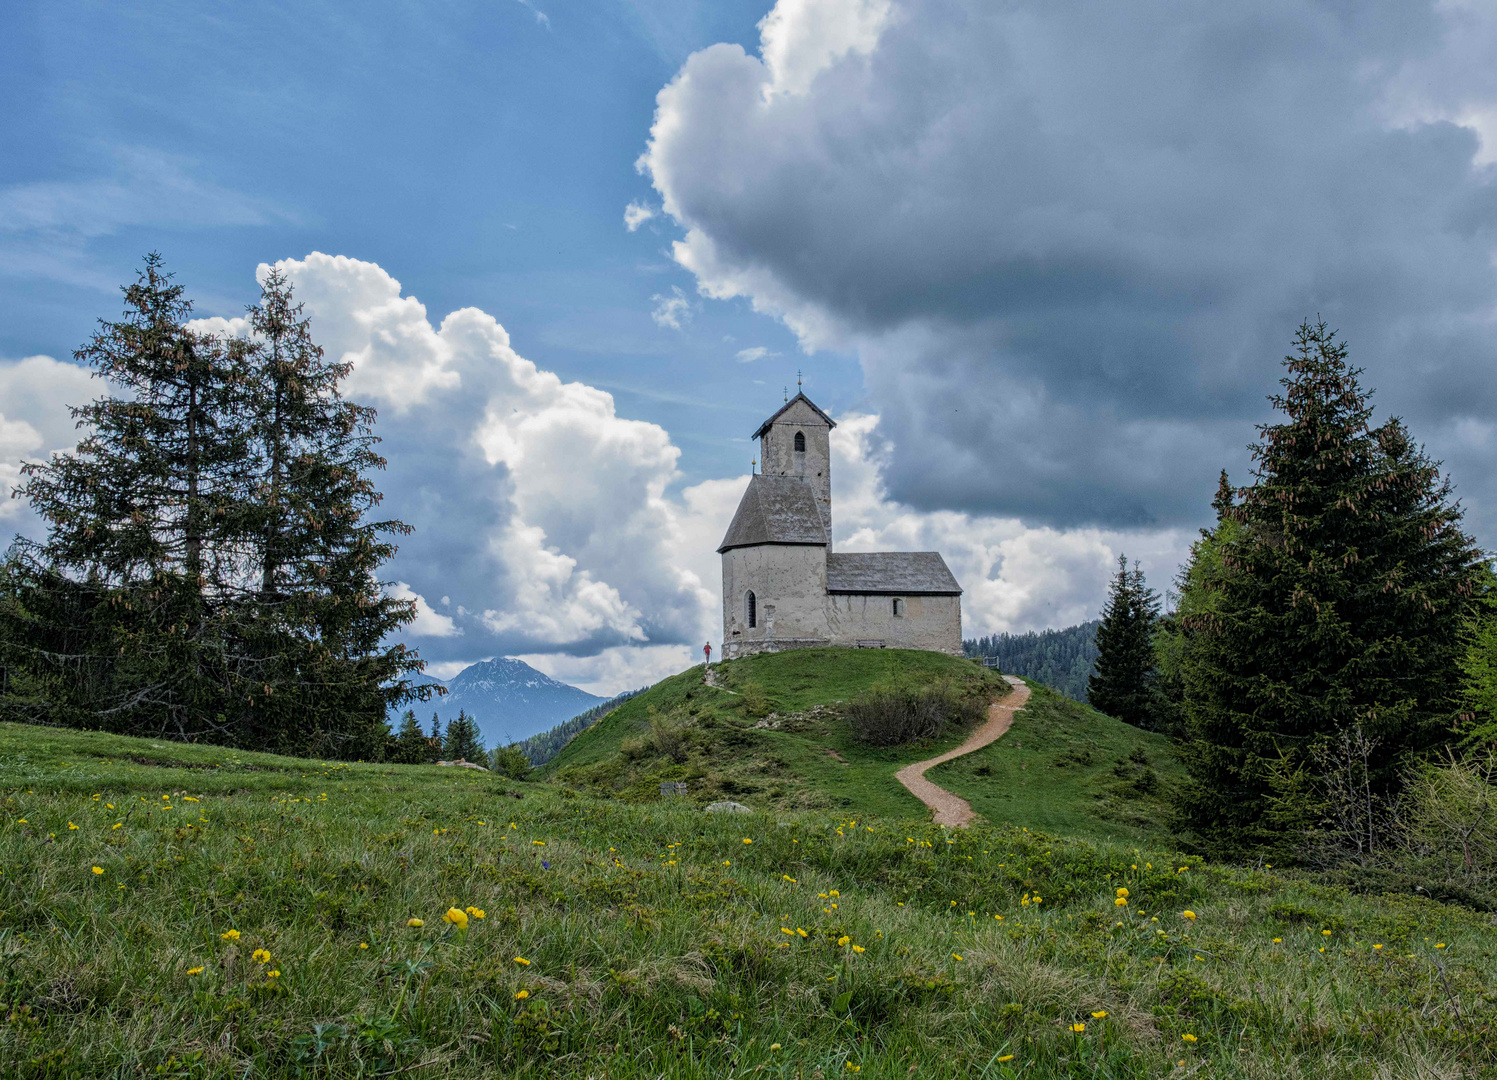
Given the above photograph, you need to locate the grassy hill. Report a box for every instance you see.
[542,649,1179,845]
[4,717,1497,1077]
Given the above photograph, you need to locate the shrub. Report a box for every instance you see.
[845,681,985,747]
[491,744,532,780]
[649,709,691,763]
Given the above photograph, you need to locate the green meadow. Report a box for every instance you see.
[2,657,1495,1077]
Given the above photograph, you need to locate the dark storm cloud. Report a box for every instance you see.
[643,0,1497,531]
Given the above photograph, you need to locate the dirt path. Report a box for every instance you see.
[895,676,1029,827]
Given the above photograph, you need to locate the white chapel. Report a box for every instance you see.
[718,392,963,659]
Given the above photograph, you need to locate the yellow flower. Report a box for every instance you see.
[1070,1022,1086,1033]
[68,822,78,830]
[465,907,486,919]
[1115,897,1128,907]
[252,949,271,964]
[837,935,851,946]
[1033,896,1042,904]
[770,1044,782,1051]
[845,1064,860,1072]
[796,928,808,938]
[1116,887,1129,898]
[1322,929,1332,936]
[112,823,122,830]
[443,907,469,930]
[91,866,104,875]
[532,840,546,845]
[515,989,529,1000]
[1436,943,1447,949]
[1182,1033,1198,1043]
[1181,911,1196,921]
[782,875,796,882]
[1272,937,1282,943]
[1092,1011,1108,1019]
[359,942,369,949]
[780,928,795,936]
[1373,943,1383,950]
[952,953,963,961]
[997,1055,1014,1062]
[221,929,241,941]
[266,970,280,978]
[742,838,753,844]
[852,945,866,954]
[514,956,531,966]
[186,966,204,975]
[407,918,424,928]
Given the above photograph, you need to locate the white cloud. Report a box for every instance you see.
[623,200,657,231]
[0,355,97,526]
[734,346,776,363]
[650,285,692,330]
[758,0,893,99]
[386,582,462,638]
[516,0,550,28]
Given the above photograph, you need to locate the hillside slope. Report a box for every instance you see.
[542,649,1180,843]
[3,720,1494,1078]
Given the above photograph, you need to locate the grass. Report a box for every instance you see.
[929,683,1182,845]
[4,656,1497,1077]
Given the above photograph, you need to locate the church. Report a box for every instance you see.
[718,392,963,659]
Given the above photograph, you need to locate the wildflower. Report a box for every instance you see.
[953,953,963,961]
[91,866,104,875]
[1092,1011,1108,1019]
[830,890,840,897]
[1194,955,1204,962]
[443,907,469,930]
[846,1064,860,1072]
[1322,929,1332,937]
[781,928,795,936]
[1115,897,1128,907]
[532,840,546,846]
[407,918,424,928]
[1070,1022,1085,1033]
[782,875,796,882]
[797,928,808,938]
[1436,943,1447,949]
[838,936,851,946]
[252,949,271,964]
[541,861,550,870]
[723,860,731,867]
[1116,887,1129,898]
[68,822,78,830]
[267,970,280,978]
[359,942,369,949]
[770,1044,782,1051]
[1272,938,1281,943]
[221,929,241,941]
[112,823,122,830]
[1373,944,1383,950]
[742,838,753,844]
[514,956,531,966]
[1033,896,1042,904]
[515,989,529,999]
[1181,911,1196,921]
[997,1055,1014,1062]
[852,945,866,953]
[186,967,204,975]
[466,907,486,919]
[1182,1033,1198,1043]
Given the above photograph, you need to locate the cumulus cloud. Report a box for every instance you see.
[650,285,692,329]
[623,201,657,231]
[640,0,1497,535]
[0,355,97,528]
[386,582,462,638]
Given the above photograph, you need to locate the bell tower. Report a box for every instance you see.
[753,390,835,544]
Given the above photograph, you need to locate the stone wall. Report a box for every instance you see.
[758,399,832,541]
[721,543,830,659]
[825,593,963,655]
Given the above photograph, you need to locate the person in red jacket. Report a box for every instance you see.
[703,642,712,665]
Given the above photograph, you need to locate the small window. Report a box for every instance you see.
[892,598,905,618]
[746,591,757,628]
[793,431,806,452]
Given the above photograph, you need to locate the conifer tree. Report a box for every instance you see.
[1088,555,1161,728]
[443,710,485,763]
[1174,320,1485,858]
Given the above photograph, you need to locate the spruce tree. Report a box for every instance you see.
[1,254,253,733]
[1174,320,1485,859]
[443,710,485,763]
[1088,555,1161,728]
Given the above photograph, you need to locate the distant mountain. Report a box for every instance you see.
[391,658,606,749]
[964,621,1101,703]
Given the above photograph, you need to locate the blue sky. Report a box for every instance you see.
[5,0,1497,693]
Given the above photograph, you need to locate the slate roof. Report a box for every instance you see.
[752,392,837,440]
[825,552,963,595]
[717,475,829,552]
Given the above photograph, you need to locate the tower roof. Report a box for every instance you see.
[717,474,829,553]
[752,391,836,440]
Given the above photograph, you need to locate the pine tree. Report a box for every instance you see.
[1088,555,1161,728]
[443,710,485,763]
[1,254,254,734]
[231,269,433,754]
[392,709,433,764]
[1174,320,1485,859]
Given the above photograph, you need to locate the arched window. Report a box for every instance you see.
[793,431,806,452]
[892,598,905,618]
[746,591,757,628]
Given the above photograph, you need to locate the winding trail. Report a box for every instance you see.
[895,676,1029,827]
